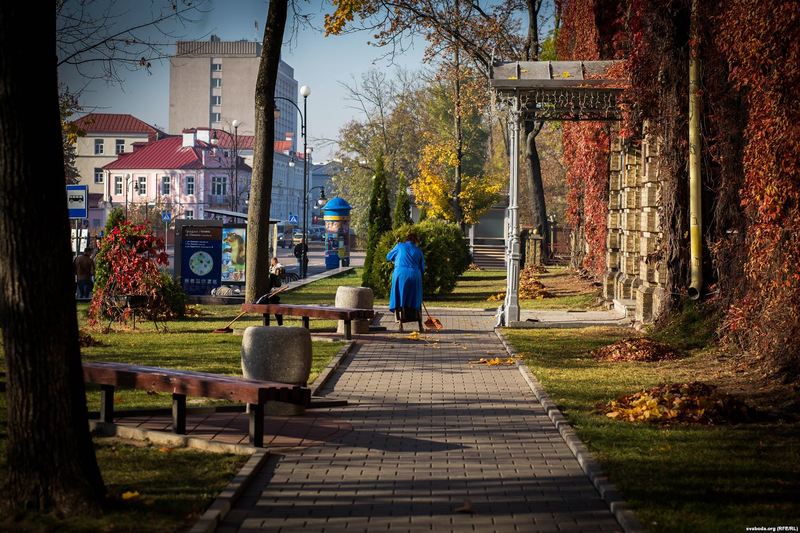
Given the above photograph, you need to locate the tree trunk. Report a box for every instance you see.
[522,0,548,252]
[245,0,288,303]
[524,120,550,251]
[0,3,105,514]
[451,0,464,227]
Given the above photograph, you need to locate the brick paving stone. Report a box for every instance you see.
[217,309,620,532]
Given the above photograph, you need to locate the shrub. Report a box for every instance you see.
[89,222,185,325]
[370,218,471,298]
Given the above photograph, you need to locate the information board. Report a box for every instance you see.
[180,225,222,295]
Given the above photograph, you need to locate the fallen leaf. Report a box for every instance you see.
[455,499,474,514]
[121,491,140,501]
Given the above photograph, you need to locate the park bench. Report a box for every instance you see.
[241,303,374,340]
[83,361,311,447]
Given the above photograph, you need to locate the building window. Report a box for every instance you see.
[186,175,195,195]
[212,63,222,72]
[94,168,104,184]
[137,176,147,196]
[94,139,104,155]
[115,139,125,154]
[185,209,194,220]
[114,175,122,195]
[212,78,222,88]
[212,95,221,106]
[161,175,170,195]
[212,176,227,196]
[211,112,221,123]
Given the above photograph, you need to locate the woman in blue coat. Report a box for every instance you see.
[386,229,425,332]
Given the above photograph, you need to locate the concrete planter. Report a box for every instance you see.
[335,286,374,335]
[241,326,312,415]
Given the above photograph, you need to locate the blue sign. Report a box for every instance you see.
[288,214,299,224]
[180,226,222,295]
[66,185,89,219]
[161,211,172,223]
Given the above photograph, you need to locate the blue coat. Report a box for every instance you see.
[386,241,425,311]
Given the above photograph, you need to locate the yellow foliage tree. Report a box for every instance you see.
[413,139,502,225]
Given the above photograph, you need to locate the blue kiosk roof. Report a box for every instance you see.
[322,197,351,216]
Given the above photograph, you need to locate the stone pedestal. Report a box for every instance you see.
[241,326,312,415]
[335,286,374,335]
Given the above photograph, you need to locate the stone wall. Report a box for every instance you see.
[604,126,666,323]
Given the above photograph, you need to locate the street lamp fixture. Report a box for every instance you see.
[231,119,240,211]
[275,85,311,278]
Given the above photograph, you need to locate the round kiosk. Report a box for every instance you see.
[322,197,352,269]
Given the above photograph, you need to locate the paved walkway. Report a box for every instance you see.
[218,310,620,532]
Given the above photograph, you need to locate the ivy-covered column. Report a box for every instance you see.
[636,127,663,322]
[604,133,623,300]
[615,142,642,313]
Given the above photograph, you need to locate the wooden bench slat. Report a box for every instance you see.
[83,361,311,448]
[241,303,374,320]
[83,362,310,406]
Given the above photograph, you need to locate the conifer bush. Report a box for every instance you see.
[370,219,471,298]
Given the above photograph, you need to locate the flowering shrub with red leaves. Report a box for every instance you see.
[560,0,799,376]
[557,0,621,276]
[710,0,800,376]
[88,222,171,326]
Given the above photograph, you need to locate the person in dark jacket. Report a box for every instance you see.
[73,247,94,299]
[386,229,425,331]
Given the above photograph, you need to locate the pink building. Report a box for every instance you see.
[102,128,252,223]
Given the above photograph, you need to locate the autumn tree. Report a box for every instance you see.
[60,88,82,184]
[1,2,105,515]
[331,69,426,237]
[56,0,209,84]
[413,73,502,225]
[325,0,557,240]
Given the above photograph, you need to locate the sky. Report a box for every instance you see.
[58,0,427,161]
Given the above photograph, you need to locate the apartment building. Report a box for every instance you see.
[169,36,298,152]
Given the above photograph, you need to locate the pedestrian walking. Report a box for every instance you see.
[74,247,95,299]
[386,229,425,332]
[293,240,308,277]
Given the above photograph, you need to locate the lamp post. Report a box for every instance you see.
[275,84,311,277]
[124,173,132,220]
[232,119,240,211]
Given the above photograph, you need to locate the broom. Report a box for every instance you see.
[423,302,443,331]
[211,285,289,333]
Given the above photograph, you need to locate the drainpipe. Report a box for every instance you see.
[688,0,702,300]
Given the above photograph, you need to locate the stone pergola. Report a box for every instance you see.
[490,60,625,324]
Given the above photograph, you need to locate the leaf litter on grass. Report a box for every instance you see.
[591,337,682,362]
[600,382,753,424]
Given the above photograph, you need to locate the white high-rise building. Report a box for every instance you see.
[169,36,298,153]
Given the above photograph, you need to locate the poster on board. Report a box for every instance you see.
[180,225,222,295]
[221,226,246,284]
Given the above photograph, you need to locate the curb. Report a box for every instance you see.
[494,329,645,533]
[188,449,269,533]
[311,340,356,397]
[89,421,256,455]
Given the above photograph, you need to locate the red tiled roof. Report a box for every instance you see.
[274,140,292,152]
[73,113,164,142]
[210,129,255,150]
[103,136,209,170]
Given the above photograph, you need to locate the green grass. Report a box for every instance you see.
[0,393,246,532]
[73,304,344,410]
[281,266,598,310]
[503,327,800,532]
